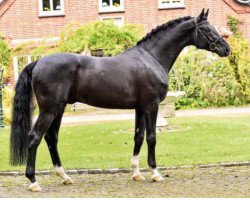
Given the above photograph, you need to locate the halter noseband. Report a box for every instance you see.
[195,20,223,51]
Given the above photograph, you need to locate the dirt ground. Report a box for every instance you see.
[0,166,249,198]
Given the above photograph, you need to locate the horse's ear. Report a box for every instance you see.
[204,9,209,20]
[197,8,205,23]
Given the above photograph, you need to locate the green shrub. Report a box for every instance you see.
[169,15,250,109]
[60,21,142,56]
[2,86,14,125]
[60,22,87,53]
[226,16,250,103]
[13,40,60,71]
[169,39,249,109]
[0,35,12,82]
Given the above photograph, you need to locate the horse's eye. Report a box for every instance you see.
[205,27,211,32]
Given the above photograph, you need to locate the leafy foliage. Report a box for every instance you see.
[13,40,60,71]
[60,21,142,56]
[169,41,249,109]
[60,22,87,53]
[0,35,12,82]
[2,86,14,124]
[0,36,13,125]
[14,39,60,56]
[169,15,250,109]
[227,15,240,34]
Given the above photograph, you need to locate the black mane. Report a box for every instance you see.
[137,16,193,45]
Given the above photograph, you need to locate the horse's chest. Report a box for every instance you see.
[142,72,169,102]
[156,80,169,100]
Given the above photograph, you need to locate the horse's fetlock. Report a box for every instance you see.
[25,167,35,181]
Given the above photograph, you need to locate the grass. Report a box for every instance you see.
[0,114,249,171]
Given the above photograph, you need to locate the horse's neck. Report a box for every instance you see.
[140,24,193,72]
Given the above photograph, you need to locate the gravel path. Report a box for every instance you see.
[0,166,249,198]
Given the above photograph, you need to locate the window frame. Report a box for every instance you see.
[98,0,125,13]
[101,16,124,27]
[38,0,65,17]
[158,0,185,9]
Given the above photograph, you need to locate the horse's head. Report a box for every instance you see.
[193,9,230,57]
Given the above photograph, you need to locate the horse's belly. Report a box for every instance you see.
[75,83,138,109]
[77,93,137,109]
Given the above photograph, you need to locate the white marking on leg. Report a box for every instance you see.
[55,166,70,180]
[29,181,42,192]
[55,166,74,184]
[149,167,164,181]
[131,155,141,177]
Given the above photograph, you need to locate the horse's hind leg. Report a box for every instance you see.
[131,108,146,181]
[44,113,74,185]
[26,111,56,191]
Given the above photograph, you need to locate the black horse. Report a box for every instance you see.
[10,9,230,191]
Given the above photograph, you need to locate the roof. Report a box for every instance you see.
[223,0,250,13]
[0,0,16,19]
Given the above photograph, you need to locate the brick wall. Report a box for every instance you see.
[0,0,249,44]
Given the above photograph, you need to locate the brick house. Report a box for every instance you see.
[0,0,250,47]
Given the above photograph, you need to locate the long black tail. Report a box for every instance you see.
[10,61,38,166]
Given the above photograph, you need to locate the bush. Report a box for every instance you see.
[0,35,12,82]
[0,36,13,125]
[169,15,250,109]
[60,22,87,53]
[169,40,249,109]
[60,21,142,56]
[2,86,14,125]
[13,40,61,72]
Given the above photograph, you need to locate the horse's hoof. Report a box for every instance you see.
[133,174,145,181]
[152,175,164,182]
[62,177,74,185]
[29,182,42,192]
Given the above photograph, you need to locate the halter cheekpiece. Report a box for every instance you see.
[195,19,223,51]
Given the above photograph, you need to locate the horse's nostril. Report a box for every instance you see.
[225,46,230,54]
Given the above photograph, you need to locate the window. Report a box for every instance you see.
[99,0,124,13]
[102,17,124,27]
[158,0,185,9]
[39,0,65,17]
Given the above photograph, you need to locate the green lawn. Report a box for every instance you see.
[0,114,249,171]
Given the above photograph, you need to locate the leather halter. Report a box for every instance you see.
[195,20,223,51]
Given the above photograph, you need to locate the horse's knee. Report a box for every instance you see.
[146,134,156,146]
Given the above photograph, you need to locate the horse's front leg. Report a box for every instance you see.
[131,108,146,181]
[144,103,164,182]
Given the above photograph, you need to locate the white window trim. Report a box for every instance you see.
[101,16,124,27]
[38,0,65,17]
[99,0,125,13]
[158,0,185,9]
